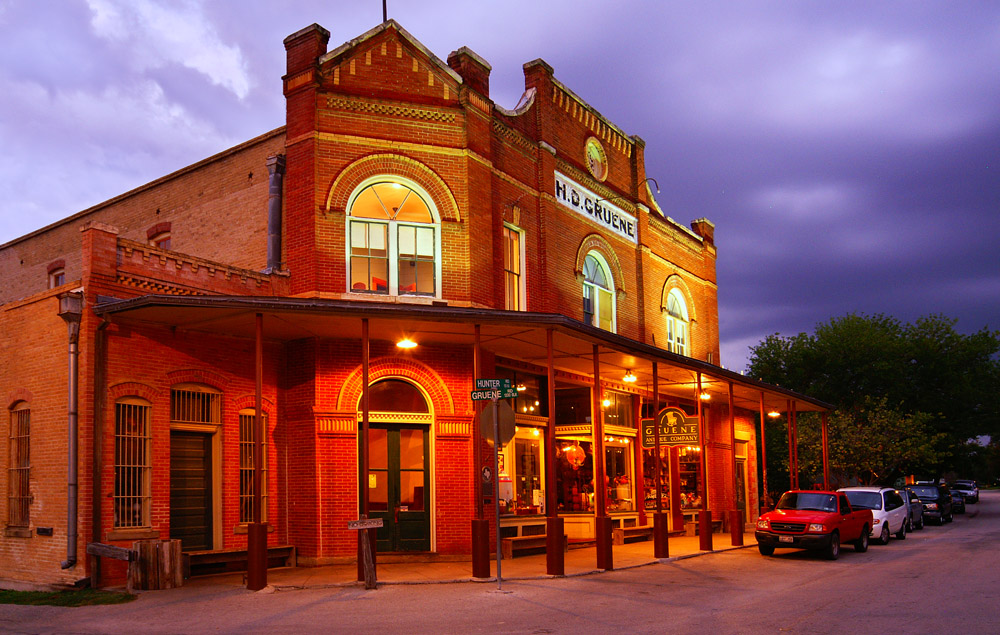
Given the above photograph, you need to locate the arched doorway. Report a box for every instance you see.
[363,379,432,552]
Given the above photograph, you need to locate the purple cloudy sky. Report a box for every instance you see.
[2,1,998,371]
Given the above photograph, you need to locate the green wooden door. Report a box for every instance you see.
[366,425,430,552]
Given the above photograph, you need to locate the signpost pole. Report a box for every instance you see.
[492,396,502,590]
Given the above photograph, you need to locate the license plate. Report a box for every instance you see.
[778,535,794,543]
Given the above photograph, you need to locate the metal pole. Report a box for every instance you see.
[545,328,564,576]
[758,392,768,511]
[653,363,662,512]
[492,397,502,590]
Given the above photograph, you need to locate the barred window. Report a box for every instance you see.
[239,409,268,523]
[114,399,151,528]
[171,384,222,425]
[7,403,30,528]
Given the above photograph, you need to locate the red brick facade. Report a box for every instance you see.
[0,20,825,589]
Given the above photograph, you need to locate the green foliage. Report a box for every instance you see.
[0,588,135,606]
[748,313,1000,482]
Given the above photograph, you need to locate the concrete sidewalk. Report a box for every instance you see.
[184,532,758,591]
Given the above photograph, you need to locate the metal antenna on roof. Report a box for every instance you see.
[383,0,387,22]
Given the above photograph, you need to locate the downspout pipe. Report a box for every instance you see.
[264,154,286,273]
[58,292,84,570]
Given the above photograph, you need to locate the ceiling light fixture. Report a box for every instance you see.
[622,370,637,383]
[699,391,711,401]
[396,338,417,349]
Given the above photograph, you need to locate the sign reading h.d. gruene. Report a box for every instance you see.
[641,407,700,449]
[554,171,637,244]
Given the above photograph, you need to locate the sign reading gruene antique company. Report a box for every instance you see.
[640,407,700,449]
[554,171,637,244]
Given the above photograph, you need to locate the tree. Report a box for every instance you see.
[748,313,999,482]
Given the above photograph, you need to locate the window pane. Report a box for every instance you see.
[599,288,613,331]
[400,470,425,510]
[394,189,433,223]
[369,470,388,511]
[415,226,434,257]
[351,186,391,220]
[414,260,434,294]
[368,380,428,412]
[368,428,388,470]
[373,183,410,220]
[399,428,424,470]
[398,225,416,257]
[583,285,595,325]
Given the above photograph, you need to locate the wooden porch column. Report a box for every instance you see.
[791,401,799,489]
[471,325,489,578]
[652,362,669,558]
[786,399,795,490]
[593,345,613,570]
[758,392,769,511]
[357,319,376,584]
[697,373,712,551]
[728,382,742,546]
[545,329,564,575]
[821,411,830,490]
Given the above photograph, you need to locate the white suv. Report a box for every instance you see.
[838,487,908,544]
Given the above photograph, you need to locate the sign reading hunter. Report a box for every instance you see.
[640,407,700,449]
[554,171,637,244]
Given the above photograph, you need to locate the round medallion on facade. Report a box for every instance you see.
[584,137,608,182]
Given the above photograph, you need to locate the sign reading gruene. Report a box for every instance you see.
[641,407,700,449]
[554,171,637,244]
[471,378,519,401]
[348,518,384,530]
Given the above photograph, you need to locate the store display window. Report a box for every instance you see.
[604,439,634,512]
[555,439,593,513]
[678,446,702,510]
[498,426,545,515]
[642,446,671,511]
[497,368,548,417]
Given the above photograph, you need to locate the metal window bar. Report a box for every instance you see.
[7,408,30,527]
[239,413,268,523]
[114,402,151,528]
[171,389,221,424]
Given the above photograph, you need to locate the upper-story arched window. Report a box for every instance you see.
[348,179,440,297]
[665,288,689,356]
[582,252,615,332]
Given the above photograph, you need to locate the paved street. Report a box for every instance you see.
[3,491,998,634]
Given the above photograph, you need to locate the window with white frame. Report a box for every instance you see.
[239,409,268,523]
[582,253,615,332]
[665,289,689,356]
[503,224,525,311]
[7,403,30,528]
[114,398,151,528]
[48,268,66,289]
[348,180,440,297]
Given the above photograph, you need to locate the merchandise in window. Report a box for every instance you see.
[498,427,545,516]
[678,446,702,510]
[604,439,634,512]
[642,446,671,511]
[555,439,593,513]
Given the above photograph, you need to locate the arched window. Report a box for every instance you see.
[582,253,615,332]
[8,402,30,528]
[367,379,429,413]
[665,289,689,356]
[348,179,440,297]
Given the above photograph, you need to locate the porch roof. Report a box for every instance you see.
[93,294,831,415]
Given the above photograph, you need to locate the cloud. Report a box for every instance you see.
[86,0,250,99]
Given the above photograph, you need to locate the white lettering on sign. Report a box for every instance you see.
[554,171,637,244]
[471,389,501,401]
[348,518,384,530]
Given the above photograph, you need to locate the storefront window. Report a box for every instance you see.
[679,446,702,510]
[554,386,591,424]
[556,440,593,513]
[602,390,633,428]
[497,368,548,417]
[499,428,545,516]
[642,447,671,511]
[605,441,634,512]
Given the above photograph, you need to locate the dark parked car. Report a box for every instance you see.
[950,490,966,514]
[909,483,953,524]
[901,487,925,530]
[950,480,979,503]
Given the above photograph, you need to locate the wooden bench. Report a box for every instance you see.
[501,534,567,559]
[612,525,654,545]
[684,520,723,536]
[183,545,296,577]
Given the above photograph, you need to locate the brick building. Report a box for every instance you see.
[1,20,828,589]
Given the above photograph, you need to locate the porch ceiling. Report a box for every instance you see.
[93,294,830,414]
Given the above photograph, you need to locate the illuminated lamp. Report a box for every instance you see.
[396,338,417,349]
[516,384,527,392]
[564,443,586,468]
[699,391,711,401]
[602,398,612,408]
[768,411,781,418]
[622,370,637,383]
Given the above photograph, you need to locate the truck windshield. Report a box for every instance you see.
[776,492,837,512]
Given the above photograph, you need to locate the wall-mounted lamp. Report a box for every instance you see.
[396,338,417,349]
[622,370,637,383]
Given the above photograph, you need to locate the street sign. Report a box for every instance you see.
[480,400,516,446]
[347,518,384,530]
[470,387,519,401]
[475,378,511,391]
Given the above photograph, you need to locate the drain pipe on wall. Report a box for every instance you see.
[58,292,83,570]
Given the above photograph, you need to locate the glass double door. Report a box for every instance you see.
[366,424,430,552]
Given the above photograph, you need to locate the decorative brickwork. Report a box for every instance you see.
[335,356,456,415]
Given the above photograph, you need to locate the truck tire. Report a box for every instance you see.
[825,531,840,560]
[854,526,869,552]
[758,544,775,556]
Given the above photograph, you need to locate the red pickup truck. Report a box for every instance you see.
[755,490,873,560]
